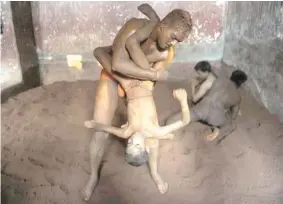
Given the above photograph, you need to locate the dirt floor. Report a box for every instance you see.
[1,80,283,204]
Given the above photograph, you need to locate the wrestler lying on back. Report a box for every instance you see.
[166,61,248,143]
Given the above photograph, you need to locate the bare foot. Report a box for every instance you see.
[206,128,219,141]
[81,177,98,201]
[157,182,168,194]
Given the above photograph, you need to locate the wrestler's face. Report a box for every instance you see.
[126,132,146,154]
[125,132,150,167]
[156,25,189,50]
[196,70,210,79]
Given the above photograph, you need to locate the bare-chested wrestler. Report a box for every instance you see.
[82,5,192,200]
[81,5,161,201]
[166,61,248,143]
[191,61,217,104]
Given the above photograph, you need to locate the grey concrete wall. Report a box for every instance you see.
[1,1,22,91]
[31,1,225,62]
[31,1,225,84]
[1,2,41,102]
[1,1,226,89]
[223,2,283,121]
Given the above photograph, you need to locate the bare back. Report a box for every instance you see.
[206,78,240,108]
[194,77,240,126]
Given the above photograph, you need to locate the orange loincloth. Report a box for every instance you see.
[98,45,175,98]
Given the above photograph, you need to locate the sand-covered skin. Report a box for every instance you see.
[2,81,283,204]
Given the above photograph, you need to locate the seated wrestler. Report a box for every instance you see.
[191,61,217,104]
[166,61,248,143]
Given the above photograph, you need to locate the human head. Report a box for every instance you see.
[230,70,248,88]
[155,9,192,50]
[194,61,212,78]
[125,132,149,167]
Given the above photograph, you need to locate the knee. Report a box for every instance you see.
[91,132,109,145]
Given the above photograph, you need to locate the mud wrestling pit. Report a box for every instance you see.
[1,80,283,204]
[1,1,283,204]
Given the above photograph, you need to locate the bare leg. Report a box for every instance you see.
[82,76,119,201]
[148,142,168,194]
[216,122,236,144]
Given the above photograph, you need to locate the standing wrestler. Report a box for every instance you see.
[83,4,192,201]
[166,61,248,143]
[82,4,160,201]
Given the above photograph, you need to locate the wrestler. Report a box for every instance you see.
[83,6,192,199]
[191,61,217,104]
[166,61,248,143]
[81,4,167,201]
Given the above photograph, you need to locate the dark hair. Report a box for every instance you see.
[194,61,212,72]
[125,150,149,167]
[161,9,192,34]
[230,70,247,88]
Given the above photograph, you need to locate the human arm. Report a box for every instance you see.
[192,75,215,103]
[125,21,157,70]
[153,89,191,138]
[191,78,198,100]
[93,46,113,74]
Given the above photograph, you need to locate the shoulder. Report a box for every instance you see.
[127,17,150,25]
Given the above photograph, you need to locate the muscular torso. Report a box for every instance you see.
[112,18,147,60]
[111,17,170,96]
[112,18,167,63]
